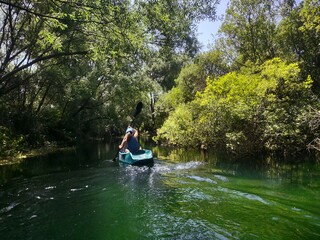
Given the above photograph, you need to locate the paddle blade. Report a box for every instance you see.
[134,101,143,117]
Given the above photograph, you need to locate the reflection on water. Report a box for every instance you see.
[0,141,319,240]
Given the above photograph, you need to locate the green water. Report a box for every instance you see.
[0,142,319,240]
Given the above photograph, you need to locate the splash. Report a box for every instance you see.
[151,161,204,174]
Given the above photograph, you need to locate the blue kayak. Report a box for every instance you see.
[118,149,154,166]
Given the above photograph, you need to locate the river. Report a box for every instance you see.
[0,141,319,239]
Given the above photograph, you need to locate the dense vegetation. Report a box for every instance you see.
[0,0,219,159]
[154,0,320,158]
[0,0,319,160]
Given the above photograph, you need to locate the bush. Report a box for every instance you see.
[156,58,317,156]
[154,104,196,146]
[0,126,25,159]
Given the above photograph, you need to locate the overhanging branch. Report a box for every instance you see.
[0,0,111,25]
[0,50,88,85]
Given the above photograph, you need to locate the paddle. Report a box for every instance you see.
[112,101,143,161]
[130,101,143,126]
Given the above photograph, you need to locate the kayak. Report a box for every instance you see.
[118,149,154,166]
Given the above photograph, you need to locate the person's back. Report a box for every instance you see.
[119,127,141,153]
[127,134,140,153]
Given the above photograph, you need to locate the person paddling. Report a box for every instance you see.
[119,126,141,153]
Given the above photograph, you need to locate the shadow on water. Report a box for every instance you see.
[0,140,116,185]
[0,138,319,188]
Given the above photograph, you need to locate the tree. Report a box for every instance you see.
[155,58,316,157]
[276,0,320,93]
[0,0,221,157]
[154,48,230,128]
[136,0,220,57]
[219,0,279,65]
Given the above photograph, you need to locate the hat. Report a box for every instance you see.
[126,127,134,134]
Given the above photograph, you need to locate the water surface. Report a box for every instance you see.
[0,142,319,239]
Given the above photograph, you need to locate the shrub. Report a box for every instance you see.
[0,126,25,159]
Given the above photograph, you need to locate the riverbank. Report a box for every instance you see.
[0,146,75,166]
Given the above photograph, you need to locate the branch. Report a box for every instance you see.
[307,138,320,152]
[0,50,88,85]
[0,51,89,97]
[0,0,111,25]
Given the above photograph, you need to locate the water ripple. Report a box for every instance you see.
[145,212,236,240]
[187,175,217,184]
[217,186,269,205]
[151,161,204,174]
[0,202,20,214]
[70,185,89,192]
[214,175,229,182]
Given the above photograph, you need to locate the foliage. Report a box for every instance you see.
[219,0,279,64]
[1,0,319,159]
[137,0,220,57]
[143,52,191,91]
[154,0,320,158]
[0,126,25,158]
[219,0,320,93]
[307,108,320,152]
[154,48,231,128]
[174,49,230,102]
[276,0,320,93]
[156,58,317,156]
[155,104,195,146]
[0,0,221,158]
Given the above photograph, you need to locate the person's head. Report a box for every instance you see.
[126,127,134,135]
